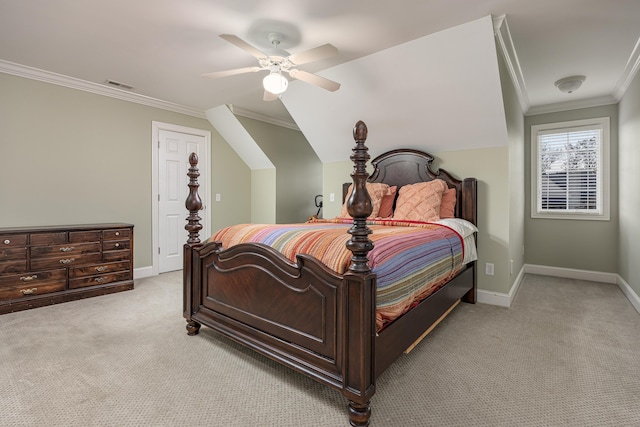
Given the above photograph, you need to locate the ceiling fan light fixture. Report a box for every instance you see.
[554,75,586,93]
[263,71,288,95]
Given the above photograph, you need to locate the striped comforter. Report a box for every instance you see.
[211,218,464,331]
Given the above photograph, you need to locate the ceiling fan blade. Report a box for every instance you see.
[220,34,267,59]
[263,90,279,102]
[289,69,341,92]
[201,66,261,79]
[288,43,338,65]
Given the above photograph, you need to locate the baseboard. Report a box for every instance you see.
[134,266,153,280]
[523,264,640,315]
[616,275,640,313]
[477,265,526,308]
[523,264,617,284]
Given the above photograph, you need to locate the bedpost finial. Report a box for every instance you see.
[189,152,199,167]
[353,121,368,142]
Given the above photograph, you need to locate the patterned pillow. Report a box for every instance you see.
[439,187,456,218]
[377,186,397,218]
[340,182,389,218]
[393,179,448,222]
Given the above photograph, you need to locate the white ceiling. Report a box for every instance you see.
[1,0,639,159]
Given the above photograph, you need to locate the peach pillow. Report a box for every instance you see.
[393,179,448,222]
[340,182,389,218]
[377,186,397,218]
[439,187,456,218]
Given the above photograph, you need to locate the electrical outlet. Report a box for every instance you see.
[330,193,335,202]
[215,193,221,202]
[485,262,494,276]
[510,260,514,275]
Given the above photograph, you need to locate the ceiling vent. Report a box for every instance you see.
[104,79,134,90]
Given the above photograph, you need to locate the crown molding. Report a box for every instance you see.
[228,105,299,131]
[493,14,530,113]
[525,94,617,116]
[613,35,640,101]
[0,59,207,119]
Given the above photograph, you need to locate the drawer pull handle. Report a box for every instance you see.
[115,232,120,236]
[20,275,38,282]
[20,288,37,295]
[95,277,107,283]
[95,266,108,272]
[114,243,120,248]
[3,239,9,245]
[59,258,75,264]
[59,246,75,252]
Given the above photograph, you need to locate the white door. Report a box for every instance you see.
[158,129,207,273]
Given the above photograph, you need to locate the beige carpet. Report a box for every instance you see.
[1,272,639,426]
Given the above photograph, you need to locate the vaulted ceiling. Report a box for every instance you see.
[2,0,639,162]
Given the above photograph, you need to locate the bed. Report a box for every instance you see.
[182,120,477,426]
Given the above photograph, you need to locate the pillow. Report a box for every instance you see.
[439,187,456,218]
[340,182,389,218]
[376,186,397,218]
[393,179,448,222]
[434,218,478,238]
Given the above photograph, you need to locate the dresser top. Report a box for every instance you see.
[0,223,134,234]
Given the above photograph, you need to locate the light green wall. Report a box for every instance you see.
[237,116,322,223]
[524,105,618,272]
[0,73,251,269]
[251,168,276,223]
[618,70,640,294]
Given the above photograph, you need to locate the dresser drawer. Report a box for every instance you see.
[71,261,130,278]
[102,240,130,251]
[69,271,131,289]
[0,268,66,286]
[31,253,103,270]
[31,242,101,258]
[30,232,67,246]
[69,231,101,243]
[0,280,66,300]
[103,228,131,240]
[1,234,27,247]
[103,250,130,262]
[0,246,27,260]
[0,260,27,274]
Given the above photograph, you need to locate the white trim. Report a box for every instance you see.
[493,15,530,113]
[134,266,154,280]
[151,122,211,276]
[523,264,640,315]
[613,35,640,101]
[0,59,206,119]
[229,105,299,131]
[525,96,617,116]
[523,264,617,283]
[616,275,640,313]
[530,117,610,221]
[477,264,526,308]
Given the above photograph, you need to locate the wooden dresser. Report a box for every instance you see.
[0,223,134,314]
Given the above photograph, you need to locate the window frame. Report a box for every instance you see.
[530,117,610,221]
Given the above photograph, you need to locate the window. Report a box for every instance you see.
[531,117,609,220]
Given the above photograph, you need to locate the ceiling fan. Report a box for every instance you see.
[202,33,341,101]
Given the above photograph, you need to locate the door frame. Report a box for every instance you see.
[152,121,211,276]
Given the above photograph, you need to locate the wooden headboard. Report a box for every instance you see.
[343,148,477,226]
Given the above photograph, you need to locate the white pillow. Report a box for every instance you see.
[434,218,478,238]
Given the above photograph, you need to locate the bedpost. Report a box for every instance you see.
[343,121,376,426]
[183,152,203,336]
